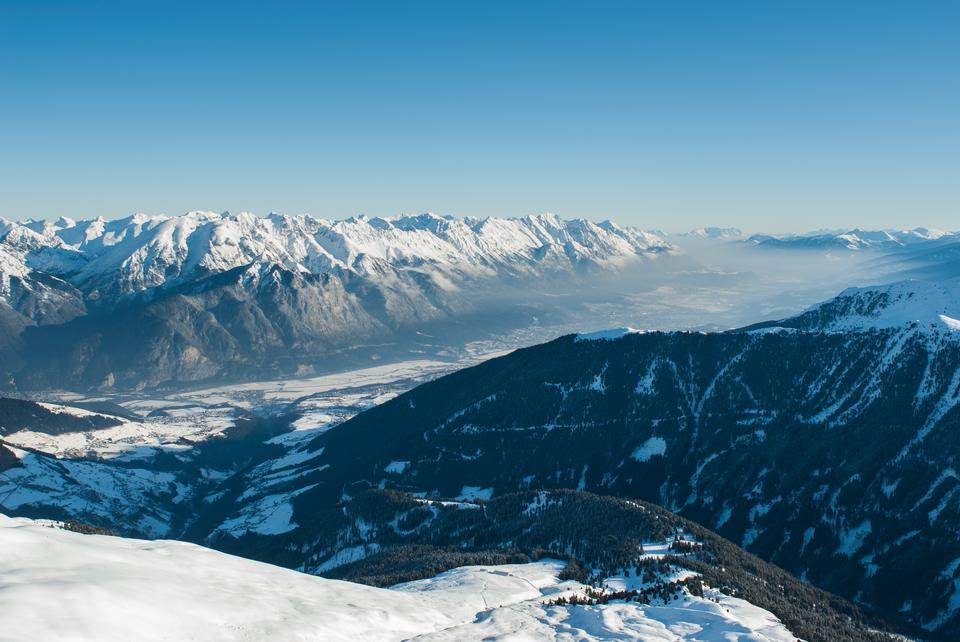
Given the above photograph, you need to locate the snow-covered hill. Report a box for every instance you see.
[0,514,799,642]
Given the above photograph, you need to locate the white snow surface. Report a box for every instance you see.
[632,437,668,462]
[575,327,645,342]
[0,515,800,642]
[456,486,494,501]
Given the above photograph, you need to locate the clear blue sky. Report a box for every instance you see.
[1,1,957,232]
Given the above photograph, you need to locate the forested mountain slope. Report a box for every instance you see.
[210,279,960,637]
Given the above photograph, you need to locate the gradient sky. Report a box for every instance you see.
[1,1,957,232]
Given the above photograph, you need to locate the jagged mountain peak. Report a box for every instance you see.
[0,211,671,299]
[0,212,676,389]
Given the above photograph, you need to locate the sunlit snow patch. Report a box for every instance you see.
[939,314,960,331]
[632,437,667,462]
[384,460,410,474]
[456,486,494,501]
[575,327,645,342]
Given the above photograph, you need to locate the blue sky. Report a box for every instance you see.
[1,1,957,232]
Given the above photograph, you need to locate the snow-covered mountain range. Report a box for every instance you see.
[0,212,674,390]
[746,227,954,251]
[0,211,669,299]
[3,211,959,391]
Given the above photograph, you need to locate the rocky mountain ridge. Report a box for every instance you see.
[0,212,670,390]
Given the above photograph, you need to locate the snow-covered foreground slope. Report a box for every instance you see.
[0,515,798,642]
[0,514,450,642]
